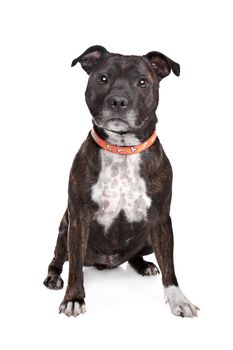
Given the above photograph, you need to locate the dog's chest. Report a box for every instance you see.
[91,150,152,233]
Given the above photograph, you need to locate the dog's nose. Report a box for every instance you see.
[108,96,128,110]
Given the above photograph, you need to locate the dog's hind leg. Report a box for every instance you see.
[43,209,68,290]
[128,256,160,276]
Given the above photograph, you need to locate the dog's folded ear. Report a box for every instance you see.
[144,51,180,80]
[71,45,109,74]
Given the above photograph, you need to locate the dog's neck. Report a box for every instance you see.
[92,114,157,146]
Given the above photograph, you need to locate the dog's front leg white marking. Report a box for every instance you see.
[59,301,86,317]
[164,285,199,318]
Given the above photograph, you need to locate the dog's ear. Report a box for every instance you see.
[71,45,109,74]
[144,51,180,80]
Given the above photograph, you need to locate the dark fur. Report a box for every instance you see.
[44,46,180,312]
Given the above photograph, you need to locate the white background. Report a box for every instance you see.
[0,0,232,349]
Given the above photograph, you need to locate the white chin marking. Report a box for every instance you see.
[164,285,199,318]
[105,119,129,132]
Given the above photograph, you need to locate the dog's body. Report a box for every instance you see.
[44,46,199,317]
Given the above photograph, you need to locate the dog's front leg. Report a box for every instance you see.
[59,207,89,317]
[150,212,199,317]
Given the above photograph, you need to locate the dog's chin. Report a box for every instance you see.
[105,119,130,132]
[94,118,130,133]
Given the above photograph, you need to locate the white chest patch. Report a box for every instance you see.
[91,131,152,233]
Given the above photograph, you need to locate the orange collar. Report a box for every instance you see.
[91,129,157,155]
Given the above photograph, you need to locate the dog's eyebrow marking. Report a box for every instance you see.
[132,69,147,77]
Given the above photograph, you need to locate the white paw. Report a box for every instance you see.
[59,301,86,317]
[164,285,199,318]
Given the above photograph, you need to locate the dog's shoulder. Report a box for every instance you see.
[68,132,101,196]
[141,137,173,196]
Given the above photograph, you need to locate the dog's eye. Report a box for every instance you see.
[138,78,148,88]
[98,75,108,85]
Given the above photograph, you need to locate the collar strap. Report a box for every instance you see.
[91,129,156,155]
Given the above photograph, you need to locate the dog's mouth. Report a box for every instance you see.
[93,117,131,133]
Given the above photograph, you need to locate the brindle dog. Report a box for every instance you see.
[43,46,199,318]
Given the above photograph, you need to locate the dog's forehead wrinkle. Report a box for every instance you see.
[102,55,148,76]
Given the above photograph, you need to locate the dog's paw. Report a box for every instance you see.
[43,275,64,290]
[59,299,86,317]
[129,258,160,277]
[164,285,199,318]
[144,263,160,276]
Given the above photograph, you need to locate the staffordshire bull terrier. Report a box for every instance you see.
[43,45,199,318]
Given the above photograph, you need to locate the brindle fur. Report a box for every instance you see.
[45,129,177,299]
[44,46,180,312]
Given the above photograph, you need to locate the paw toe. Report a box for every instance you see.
[183,304,193,317]
[65,302,73,317]
[173,306,184,317]
[59,304,66,314]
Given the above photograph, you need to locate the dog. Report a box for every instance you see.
[43,45,199,318]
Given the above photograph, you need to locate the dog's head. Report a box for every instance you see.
[72,45,180,133]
